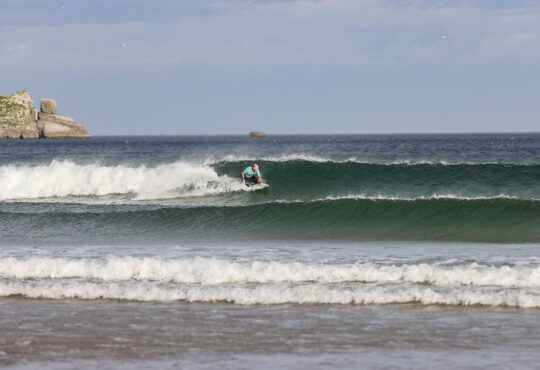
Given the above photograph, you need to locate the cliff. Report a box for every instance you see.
[0,91,39,139]
[0,91,90,139]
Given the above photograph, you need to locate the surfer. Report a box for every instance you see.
[241,163,262,185]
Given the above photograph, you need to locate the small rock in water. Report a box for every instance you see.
[249,131,267,138]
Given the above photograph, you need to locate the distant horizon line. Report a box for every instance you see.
[86,131,540,137]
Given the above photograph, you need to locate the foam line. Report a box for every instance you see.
[1,257,540,288]
[1,280,540,307]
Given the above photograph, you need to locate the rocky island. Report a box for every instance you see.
[0,91,90,139]
[249,131,268,138]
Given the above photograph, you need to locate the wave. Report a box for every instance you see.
[206,154,531,166]
[2,198,540,243]
[2,256,540,307]
[1,257,539,288]
[2,280,540,307]
[0,160,242,201]
[206,154,342,164]
[213,160,540,200]
[1,159,539,202]
[1,159,539,244]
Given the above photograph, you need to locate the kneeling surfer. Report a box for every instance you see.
[242,163,262,185]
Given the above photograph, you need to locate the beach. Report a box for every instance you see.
[1,134,540,368]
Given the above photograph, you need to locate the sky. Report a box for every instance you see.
[1,0,539,135]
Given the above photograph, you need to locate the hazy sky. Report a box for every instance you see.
[1,0,539,135]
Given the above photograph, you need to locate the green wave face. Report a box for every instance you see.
[3,198,540,244]
[214,160,540,200]
[2,155,540,244]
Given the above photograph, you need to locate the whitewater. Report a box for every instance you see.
[0,160,242,200]
[2,256,540,288]
[1,255,540,307]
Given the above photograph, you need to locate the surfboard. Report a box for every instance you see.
[243,182,269,191]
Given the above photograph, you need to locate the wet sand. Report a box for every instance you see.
[2,299,540,369]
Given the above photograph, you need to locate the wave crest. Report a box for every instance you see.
[2,256,540,307]
[0,160,241,200]
[2,257,540,288]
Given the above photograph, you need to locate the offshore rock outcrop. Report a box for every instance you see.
[0,91,90,139]
[249,131,268,138]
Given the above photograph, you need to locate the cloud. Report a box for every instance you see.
[1,0,540,73]
[0,0,220,26]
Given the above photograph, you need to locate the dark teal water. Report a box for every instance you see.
[1,134,540,244]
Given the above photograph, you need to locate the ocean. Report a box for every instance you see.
[1,134,540,369]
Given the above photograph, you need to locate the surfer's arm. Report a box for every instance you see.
[241,173,245,183]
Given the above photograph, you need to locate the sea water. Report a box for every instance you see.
[1,134,540,368]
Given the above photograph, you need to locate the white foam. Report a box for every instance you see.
[270,193,524,204]
[2,257,540,307]
[317,193,522,202]
[1,257,539,288]
[0,160,242,200]
[1,280,540,307]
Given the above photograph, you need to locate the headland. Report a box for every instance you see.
[0,91,90,139]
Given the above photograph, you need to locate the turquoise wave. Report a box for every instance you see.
[214,160,540,200]
[2,198,540,243]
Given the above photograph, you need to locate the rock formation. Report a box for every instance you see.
[0,91,90,139]
[37,99,91,139]
[0,91,39,139]
[40,98,57,114]
[249,131,268,138]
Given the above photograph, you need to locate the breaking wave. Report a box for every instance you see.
[1,158,540,202]
[2,257,540,307]
[2,157,540,243]
[213,160,540,200]
[1,256,540,287]
[0,160,241,200]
